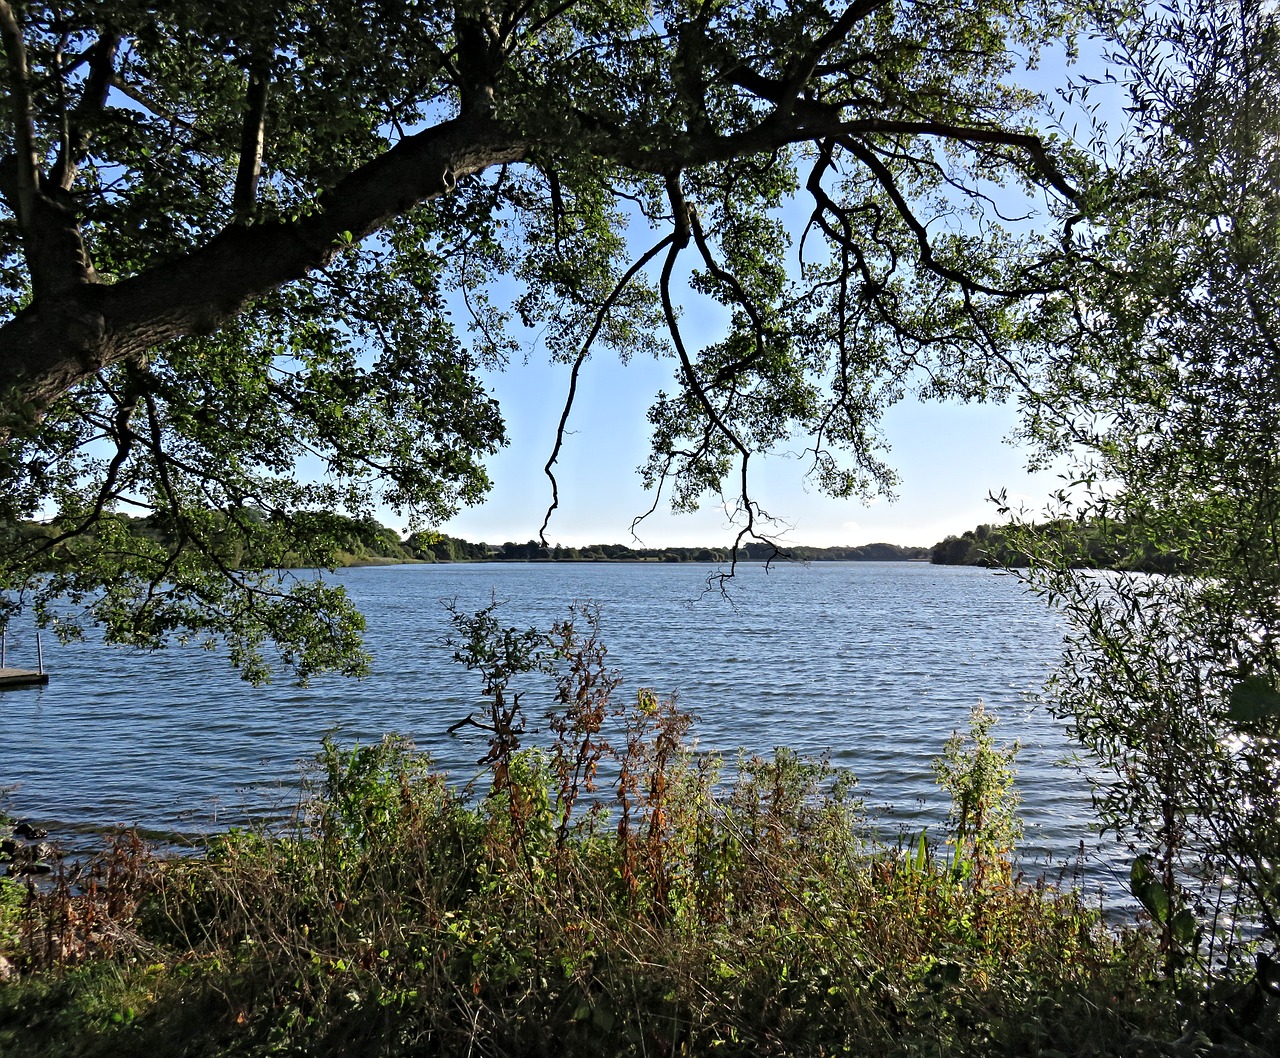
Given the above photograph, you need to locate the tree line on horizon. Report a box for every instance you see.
[417,532,929,564]
[6,514,930,569]
[930,521,1190,572]
[13,510,1203,572]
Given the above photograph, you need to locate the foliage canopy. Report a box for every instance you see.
[0,0,1081,677]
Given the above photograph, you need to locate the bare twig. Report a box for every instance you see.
[539,233,674,545]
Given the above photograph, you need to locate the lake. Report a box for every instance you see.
[0,561,1116,893]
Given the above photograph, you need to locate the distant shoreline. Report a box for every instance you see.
[13,514,932,571]
[344,554,934,567]
[412,533,931,565]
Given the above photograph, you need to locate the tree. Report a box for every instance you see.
[1012,0,1280,963]
[0,0,1083,679]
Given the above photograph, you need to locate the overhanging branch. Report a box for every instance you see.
[0,114,528,428]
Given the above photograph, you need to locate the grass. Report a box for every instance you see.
[1,609,1277,1056]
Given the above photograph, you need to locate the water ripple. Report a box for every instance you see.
[0,562,1117,894]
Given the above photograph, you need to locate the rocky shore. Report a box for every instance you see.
[0,819,52,877]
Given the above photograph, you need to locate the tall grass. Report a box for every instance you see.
[1,608,1274,1056]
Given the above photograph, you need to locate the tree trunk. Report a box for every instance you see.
[0,115,526,435]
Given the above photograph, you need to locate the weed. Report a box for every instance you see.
[932,701,1021,890]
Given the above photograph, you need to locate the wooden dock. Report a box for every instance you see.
[0,667,49,689]
[0,630,48,688]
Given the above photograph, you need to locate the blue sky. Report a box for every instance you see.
[435,350,1065,550]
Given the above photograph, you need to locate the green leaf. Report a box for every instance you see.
[1138,880,1170,924]
[914,830,929,873]
[1228,676,1280,724]
[1170,908,1197,946]
[1130,854,1154,892]
[1130,855,1172,923]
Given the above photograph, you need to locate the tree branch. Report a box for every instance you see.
[232,52,270,223]
[539,232,674,545]
[780,0,893,104]
[0,12,111,305]
[656,196,770,577]
[612,113,1077,203]
[108,73,196,129]
[0,114,527,430]
[840,135,1045,298]
[49,28,120,192]
[0,1,41,232]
